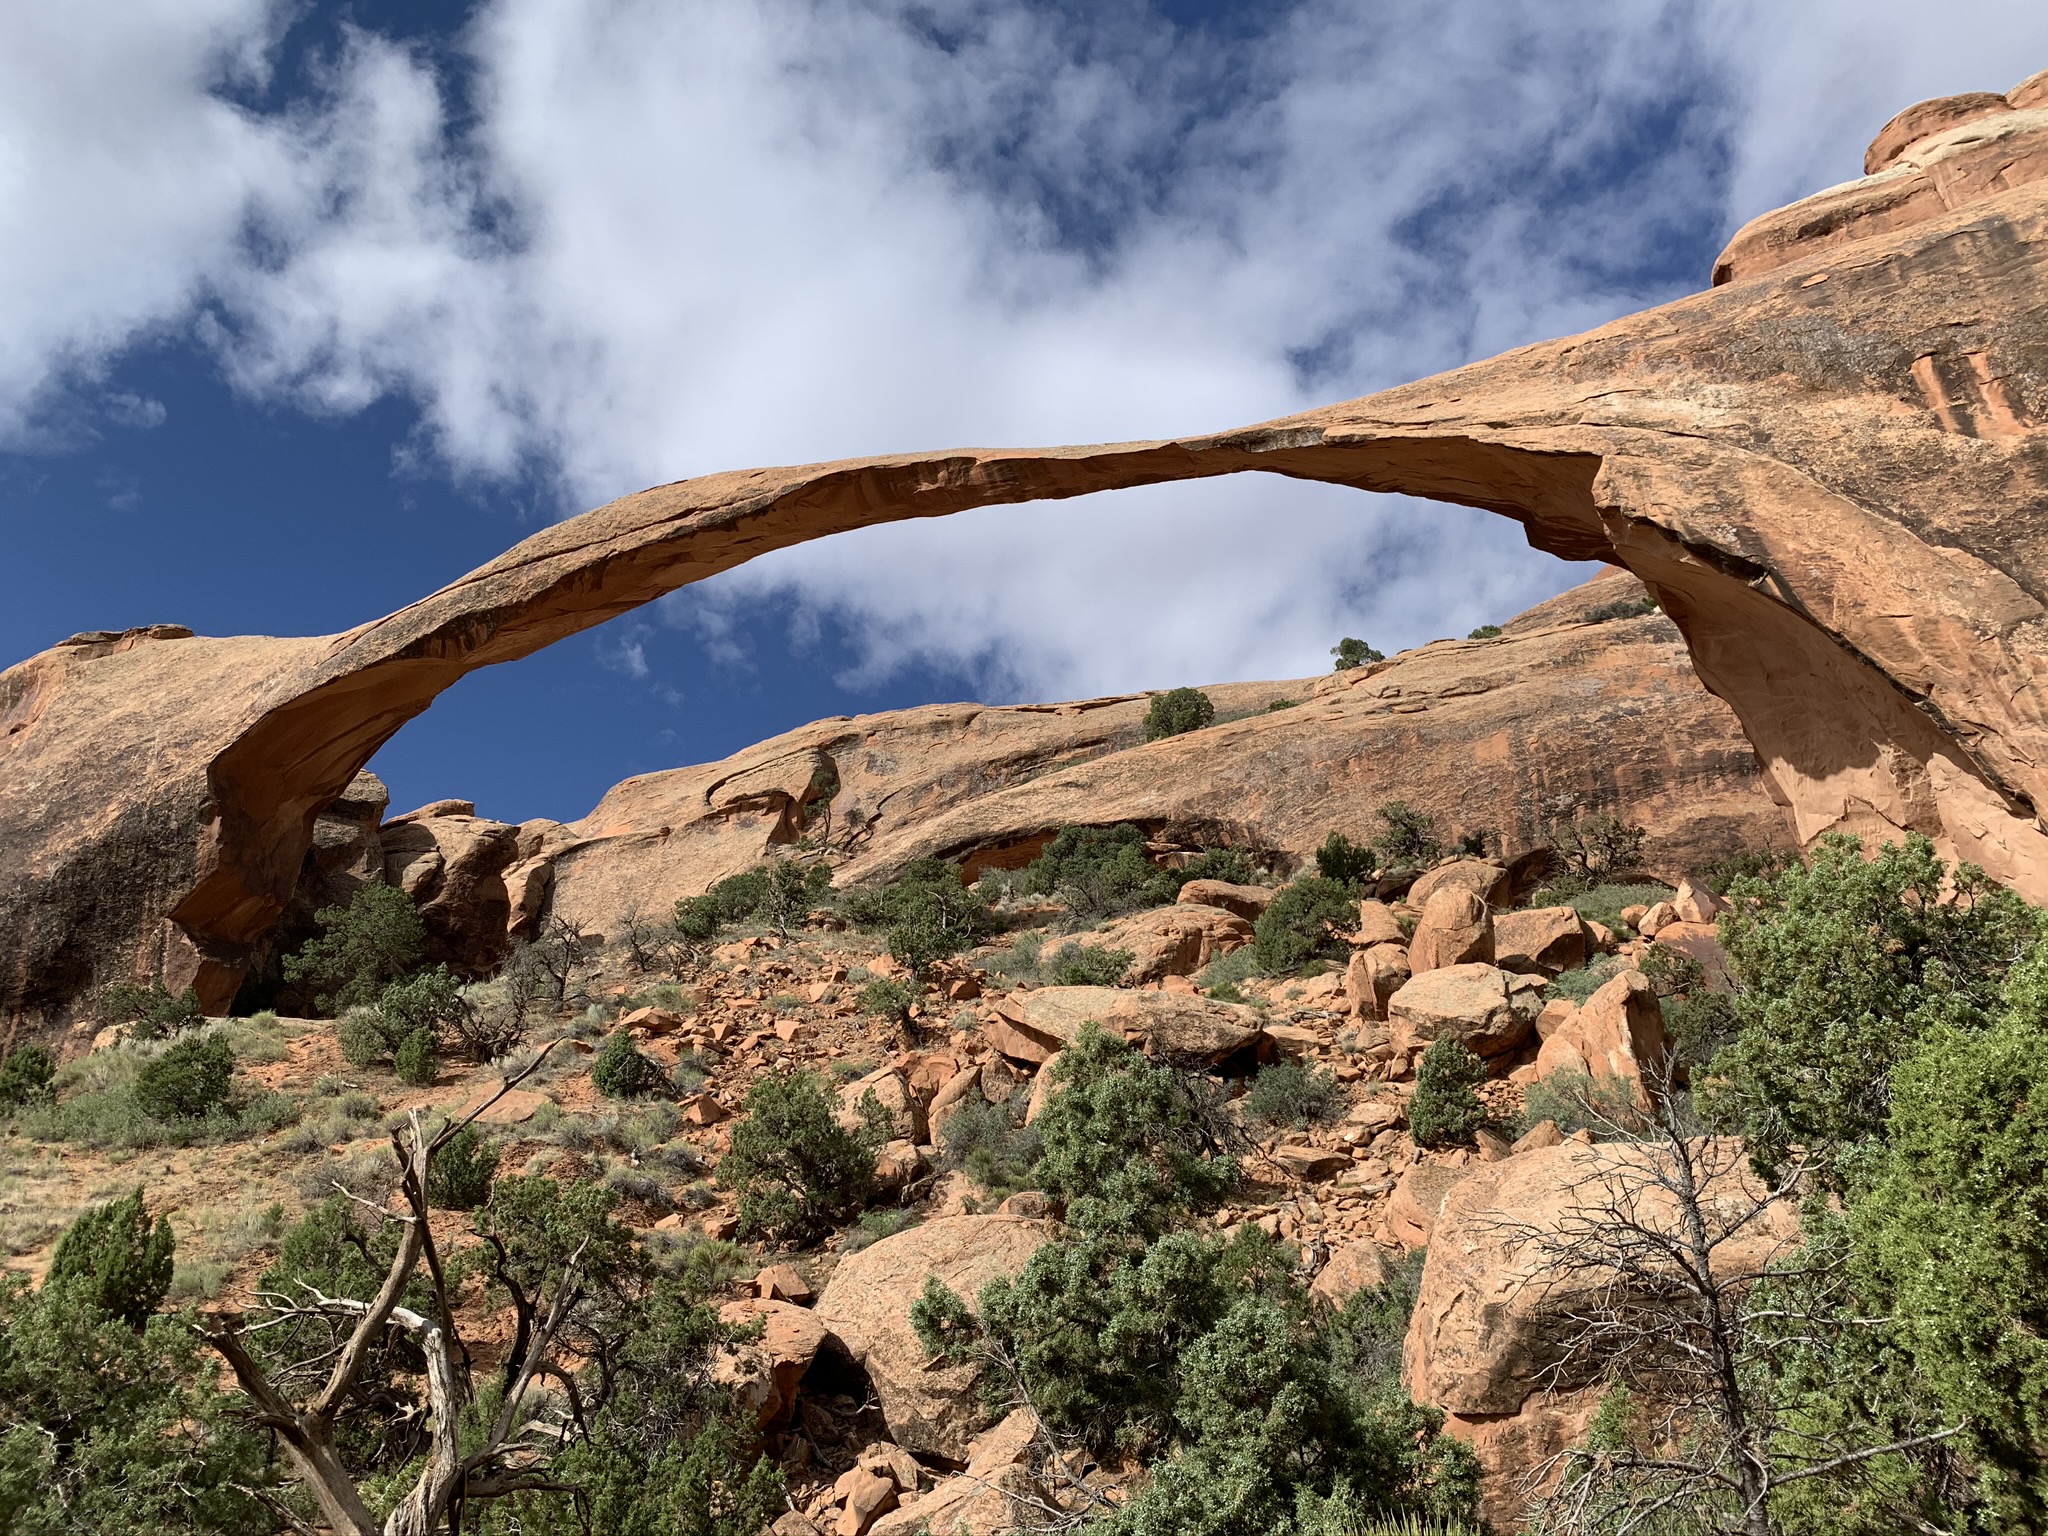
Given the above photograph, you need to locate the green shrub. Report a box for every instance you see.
[592,1032,658,1099]
[1696,847,1792,895]
[1046,943,1133,987]
[858,977,916,1022]
[336,1007,395,1067]
[1019,823,1177,920]
[1266,698,1300,711]
[1243,1059,1342,1129]
[377,966,467,1038]
[1515,1069,1644,1138]
[1467,624,1502,640]
[0,1044,56,1107]
[1144,686,1215,740]
[1314,832,1378,886]
[1200,946,1265,994]
[1254,877,1357,974]
[1665,988,1740,1073]
[1177,846,1259,887]
[47,1188,175,1328]
[1371,801,1441,868]
[426,1124,501,1210]
[132,1034,235,1122]
[283,882,428,1013]
[938,1096,1041,1195]
[844,858,998,976]
[760,859,833,936]
[393,1028,437,1086]
[1409,1039,1488,1149]
[1708,833,2038,1183]
[841,1208,920,1254]
[1544,958,1624,1004]
[1331,637,1383,671]
[102,980,202,1041]
[718,1070,883,1244]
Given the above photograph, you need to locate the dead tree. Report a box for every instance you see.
[197,1047,585,1536]
[1504,1083,1963,1536]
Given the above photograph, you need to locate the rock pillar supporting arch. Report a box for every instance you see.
[6,109,2048,1031]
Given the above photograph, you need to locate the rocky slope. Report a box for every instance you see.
[7,69,2048,1044]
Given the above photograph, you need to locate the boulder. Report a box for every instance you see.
[1407,888,1495,974]
[1492,906,1589,976]
[868,1465,1043,1536]
[1407,859,1511,910]
[1345,942,1410,1021]
[833,1467,897,1536]
[1387,963,1543,1061]
[1533,970,1669,1108]
[1177,879,1278,921]
[715,1299,829,1430]
[1352,899,1407,948]
[1272,1143,1351,1181]
[1403,1139,1801,1529]
[1636,900,1679,938]
[988,987,1263,1065]
[1671,878,1725,926]
[815,1216,1050,1460]
[1091,902,1253,983]
[753,1264,814,1305]
[1387,1161,1476,1249]
[1310,1239,1389,1308]
[1653,921,1733,990]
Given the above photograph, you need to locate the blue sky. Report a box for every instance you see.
[5,1,2046,826]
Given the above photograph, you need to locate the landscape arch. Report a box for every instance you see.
[6,87,2048,1031]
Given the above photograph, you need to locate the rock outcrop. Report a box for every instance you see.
[8,71,2048,1036]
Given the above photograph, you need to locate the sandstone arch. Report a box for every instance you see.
[6,75,2048,1032]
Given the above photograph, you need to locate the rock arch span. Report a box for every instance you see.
[6,73,2048,1033]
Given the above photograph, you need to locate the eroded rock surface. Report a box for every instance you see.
[9,71,2048,1034]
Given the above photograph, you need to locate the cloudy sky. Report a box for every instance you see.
[4,0,2045,823]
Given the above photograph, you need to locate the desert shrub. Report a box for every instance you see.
[858,977,916,1024]
[1267,698,1300,711]
[1314,831,1378,886]
[1408,1039,1488,1149]
[592,1032,659,1099]
[1046,942,1133,986]
[1467,623,1503,639]
[1516,1069,1645,1139]
[760,858,834,936]
[840,1208,920,1254]
[392,1028,437,1086]
[1325,1247,1429,1395]
[1665,989,1740,1074]
[1707,833,2038,1183]
[1254,877,1357,974]
[1697,846,1793,895]
[1144,686,1215,740]
[48,1187,175,1328]
[102,980,202,1040]
[0,1044,56,1107]
[980,930,1046,985]
[719,1070,884,1244]
[1372,801,1441,868]
[377,965,467,1039]
[1018,823,1178,920]
[1537,799,1650,888]
[1178,846,1260,887]
[283,882,427,1012]
[938,1095,1041,1194]
[843,857,998,975]
[1199,945,1265,993]
[1583,595,1660,623]
[1331,637,1384,671]
[1243,1059,1342,1129]
[132,1033,235,1122]
[336,1007,395,1067]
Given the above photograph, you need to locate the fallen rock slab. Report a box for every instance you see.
[1177,879,1278,921]
[1408,887,1495,973]
[815,1215,1049,1460]
[1492,906,1590,976]
[715,1299,830,1430]
[989,987,1264,1065]
[1388,963,1543,1061]
[1091,902,1253,983]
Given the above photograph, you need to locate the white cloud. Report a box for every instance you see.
[4,0,2047,700]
